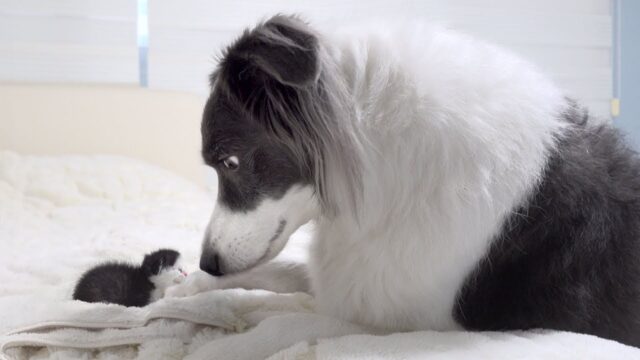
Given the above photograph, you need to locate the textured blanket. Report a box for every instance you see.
[1,151,638,359]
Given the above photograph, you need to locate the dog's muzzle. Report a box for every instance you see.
[200,247,224,276]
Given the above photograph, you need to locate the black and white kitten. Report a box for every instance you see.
[73,249,187,307]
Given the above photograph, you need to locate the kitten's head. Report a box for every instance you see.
[143,249,187,302]
[142,249,185,278]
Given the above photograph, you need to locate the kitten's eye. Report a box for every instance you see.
[222,156,239,170]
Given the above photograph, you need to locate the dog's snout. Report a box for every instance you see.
[200,252,224,276]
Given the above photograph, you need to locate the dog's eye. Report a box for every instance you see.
[222,156,239,170]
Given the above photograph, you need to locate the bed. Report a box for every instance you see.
[1,83,638,359]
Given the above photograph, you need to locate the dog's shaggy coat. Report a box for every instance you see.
[196,15,640,346]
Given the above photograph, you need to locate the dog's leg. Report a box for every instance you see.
[165,261,309,297]
[218,261,309,293]
[185,313,369,360]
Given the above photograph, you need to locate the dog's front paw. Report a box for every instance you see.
[164,270,219,298]
[164,282,199,298]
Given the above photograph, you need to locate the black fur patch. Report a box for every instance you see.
[141,249,180,276]
[201,94,308,212]
[216,15,319,97]
[454,102,640,347]
[202,16,319,212]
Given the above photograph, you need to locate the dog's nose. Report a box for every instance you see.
[200,252,224,276]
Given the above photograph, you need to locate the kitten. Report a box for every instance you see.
[73,249,186,307]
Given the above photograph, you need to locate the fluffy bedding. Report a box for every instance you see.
[1,151,638,359]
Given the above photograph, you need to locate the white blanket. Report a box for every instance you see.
[1,151,638,359]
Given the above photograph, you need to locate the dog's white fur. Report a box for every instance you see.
[175,23,567,332]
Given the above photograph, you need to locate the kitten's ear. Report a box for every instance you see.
[142,249,180,276]
[220,15,320,95]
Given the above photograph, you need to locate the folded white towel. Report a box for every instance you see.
[0,289,316,359]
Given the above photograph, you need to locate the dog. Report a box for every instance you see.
[177,15,640,347]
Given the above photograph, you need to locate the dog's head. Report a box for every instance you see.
[199,15,357,276]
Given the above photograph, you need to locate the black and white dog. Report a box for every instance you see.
[173,15,640,346]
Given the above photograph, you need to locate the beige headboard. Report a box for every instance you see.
[0,82,208,187]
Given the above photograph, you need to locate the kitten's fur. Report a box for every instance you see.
[73,249,185,307]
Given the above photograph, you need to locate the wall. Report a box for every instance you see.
[0,0,137,83]
[613,0,640,149]
[0,83,206,186]
[0,1,616,119]
[147,0,613,118]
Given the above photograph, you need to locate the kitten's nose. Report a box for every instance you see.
[200,251,224,276]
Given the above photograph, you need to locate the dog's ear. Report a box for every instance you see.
[220,15,319,98]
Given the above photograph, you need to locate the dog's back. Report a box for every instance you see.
[454,104,640,347]
[314,22,640,346]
